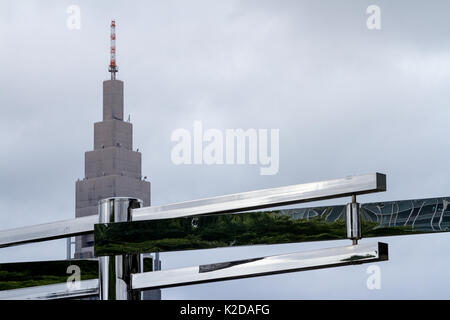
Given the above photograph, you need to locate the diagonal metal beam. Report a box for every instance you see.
[0,243,388,298]
[131,173,386,221]
[131,242,388,290]
[0,215,97,248]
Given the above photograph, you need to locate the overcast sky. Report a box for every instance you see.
[1,0,450,299]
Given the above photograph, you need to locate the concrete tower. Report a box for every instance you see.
[74,80,150,258]
[74,21,150,259]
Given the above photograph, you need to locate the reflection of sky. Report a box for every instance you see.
[138,243,379,288]
[1,0,450,299]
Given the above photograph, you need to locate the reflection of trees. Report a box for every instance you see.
[0,260,98,290]
[96,212,418,256]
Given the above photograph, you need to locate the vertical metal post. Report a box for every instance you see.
[346,195,361,245]
[98,197,143,300]
[154,252,160,271]
[66,237,72,260]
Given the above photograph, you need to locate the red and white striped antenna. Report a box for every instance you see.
[108,20,118,80]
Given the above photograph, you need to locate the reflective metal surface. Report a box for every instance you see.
[94,199,421,256]
[346,202,361,241]
[0,173,385,249]
[131,173,386,221]
[0,173,391,300]
[98,197,143,300]
[0,215,97,248]
[0,257,155,300]
[362,197,450,231]
[131,242,388,290]
[0,279,98,300]
[0,259,98,291]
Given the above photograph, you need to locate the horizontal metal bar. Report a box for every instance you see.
[132,173,386,221]
[131,242,388,290]
[95,197,424,256]
[0,215,97,248]
[0,259,99,291]
[0,279,98,300]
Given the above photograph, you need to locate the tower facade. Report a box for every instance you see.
[74,79,150,258]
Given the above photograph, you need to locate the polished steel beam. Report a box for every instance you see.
[0,259,99,292]
[94,200,422,256]
[131,242,388,290]
[132,173,386,221]
[97,194,450,257]
[0,279,98,300]
[0,215,97,248]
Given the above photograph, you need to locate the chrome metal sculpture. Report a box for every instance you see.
[0,173,391,300]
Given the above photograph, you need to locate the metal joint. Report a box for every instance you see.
[346,196,361,244]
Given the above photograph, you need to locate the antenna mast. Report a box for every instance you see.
[109,20,118,80]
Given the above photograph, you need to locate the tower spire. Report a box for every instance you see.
[109,20,118,80]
